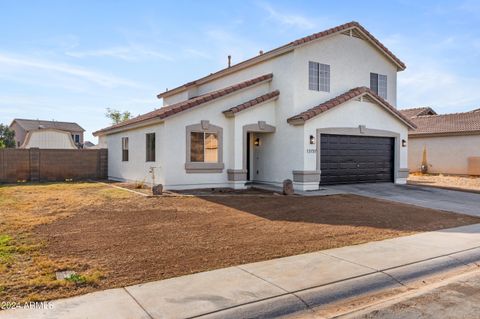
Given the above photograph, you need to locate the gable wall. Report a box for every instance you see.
[23,130,77,149]
[10,122,26,148]
[292,33,398,114]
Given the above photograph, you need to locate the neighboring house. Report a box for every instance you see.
[401,107,480,176]
[94,21,415,191]
[20,128,78,149]
[83,141,98,149]
[10,119,85,149]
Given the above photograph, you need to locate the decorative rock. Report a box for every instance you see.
[283,179,294,195]
[152,184,163,195]
[56,270,76,280]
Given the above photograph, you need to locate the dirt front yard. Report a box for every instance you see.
[408,173,480,192]
[1,182,479,304]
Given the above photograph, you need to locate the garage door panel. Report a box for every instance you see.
[320,134,394,185]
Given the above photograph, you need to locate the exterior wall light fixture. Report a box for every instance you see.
[254,137,260,146]
[309,135,316,145]
[402,139,407,147]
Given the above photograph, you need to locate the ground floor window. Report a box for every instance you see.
[146,133,155,162]
[190,132,219,163]
[185,121,224,173]
[122,137,129,161]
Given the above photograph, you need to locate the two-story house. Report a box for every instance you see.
[10,119,85,149]
[93,21,416,191]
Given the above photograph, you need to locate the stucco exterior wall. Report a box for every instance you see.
[292,33,398,110]
[106,123,165,185]
[22,130,77,149]
[408,135,480,175]
[162,82,280,189]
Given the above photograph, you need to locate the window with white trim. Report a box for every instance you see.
[121,137,129,162]
[146,133,155,162]
[370,73,387,99]
[309,61,330,92]
[71,134,80,144]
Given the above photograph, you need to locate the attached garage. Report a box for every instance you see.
[320,134,394,185]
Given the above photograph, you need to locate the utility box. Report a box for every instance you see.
[467,157,480,176]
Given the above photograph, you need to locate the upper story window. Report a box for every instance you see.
[71,134,80,144]
[146,133,155,162]
[309,61,330,92]
[370,73,387,99]
[121,137,129,162]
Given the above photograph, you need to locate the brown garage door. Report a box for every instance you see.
[320,134,394,185]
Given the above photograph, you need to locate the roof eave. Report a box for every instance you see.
[286,118,306,126]
[409,130,480,138]
[93,117,165,137]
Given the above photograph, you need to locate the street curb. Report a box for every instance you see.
[197,249,480,319]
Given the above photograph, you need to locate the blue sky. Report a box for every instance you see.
[1,0,479,142]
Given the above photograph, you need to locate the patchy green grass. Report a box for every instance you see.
[65,274,87,284]
[0,234,15,264]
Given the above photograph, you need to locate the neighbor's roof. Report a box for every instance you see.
[287,87,416,129]
[11,119,85,132]
[222,90,279,117]
[399,107,437,118]
[93,73,273,136]
[158,21,406,99]
[407,111,480,137]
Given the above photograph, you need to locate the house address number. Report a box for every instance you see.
[307,149,316,153]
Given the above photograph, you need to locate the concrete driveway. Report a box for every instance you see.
[314,183,480,217]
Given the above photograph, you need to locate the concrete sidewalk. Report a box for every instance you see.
[2,224,480,319]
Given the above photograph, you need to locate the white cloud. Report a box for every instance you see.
[66,44,173,62]
[0,53,141,88]
[258,2,316,30]
[399,65,480,112]
[183,48,212,60]
[382,31,480,112]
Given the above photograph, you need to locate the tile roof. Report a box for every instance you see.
[292,22,406,70]
[222,90,279,117]
[12,119,84,132]
[399,107,437,118]
[407,111,480,136]
[287,87,416,129]
[94,73,273,135]
[158,21,406,99]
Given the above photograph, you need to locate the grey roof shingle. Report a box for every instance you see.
[13,119,84,132]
